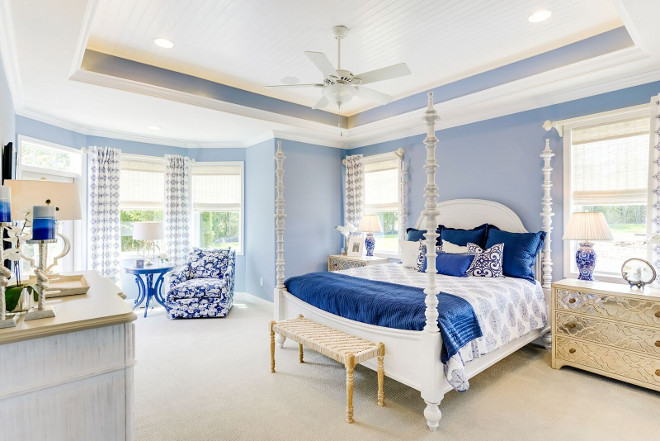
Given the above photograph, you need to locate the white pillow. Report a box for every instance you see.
[400,240,421,268]
[442,239,468,254]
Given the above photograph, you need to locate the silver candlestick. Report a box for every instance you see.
[0,222,17,328]
[24,239,57,321]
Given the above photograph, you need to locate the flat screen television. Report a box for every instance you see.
[2,142,16,270]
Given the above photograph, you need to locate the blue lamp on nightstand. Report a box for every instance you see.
[358,214,383,257]
[563,212,613,281]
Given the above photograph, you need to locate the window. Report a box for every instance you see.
[363,153,402,256]
[17,136,83,273]
[119,156,164,253]
[565,110,650,279]
[191,162,243,254]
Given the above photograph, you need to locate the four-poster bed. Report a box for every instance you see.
[273,92,553,431]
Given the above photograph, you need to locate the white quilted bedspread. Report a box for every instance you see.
[337,263,548,391]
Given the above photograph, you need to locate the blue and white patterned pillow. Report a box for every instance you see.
[466,242,504,278]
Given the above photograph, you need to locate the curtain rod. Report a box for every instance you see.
[342,147,404,165]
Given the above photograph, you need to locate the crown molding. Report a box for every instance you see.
[0,0,24,109]
[342,48,660,148]
[17,106,245,149]
[68,0,99,79]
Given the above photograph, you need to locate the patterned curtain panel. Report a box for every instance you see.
[344,154,364,234]
[87,146,121,282]
[164,154,192,266]
[650,96,660,278]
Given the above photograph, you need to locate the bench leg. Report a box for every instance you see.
[299,343,303,363]
[270,321,276,373]
[377,342,385,407]
[345,354,355,423]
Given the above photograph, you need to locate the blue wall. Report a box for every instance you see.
[244,139,275,299]
[14,116,248,296]
[351,81,660,281]
[0,60,15,155]
[278,139,343,279]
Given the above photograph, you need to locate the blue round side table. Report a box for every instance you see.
[125,265,173,317]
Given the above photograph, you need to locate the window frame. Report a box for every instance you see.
[562,104,651,283]
[362,151,403,258]
[118,154,165,256]
[191,161,244,255]
[16,136,84,272]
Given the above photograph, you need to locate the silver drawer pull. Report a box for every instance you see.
[569,298,576,304]
[569,348,576,354]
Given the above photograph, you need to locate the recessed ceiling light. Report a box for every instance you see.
[153,37,174,49]
[147,125,161,131]
[528,10,552,23]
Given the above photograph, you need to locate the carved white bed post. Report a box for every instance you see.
[421,92,443,431]
[541,122,555,350]
[274,141,287,347]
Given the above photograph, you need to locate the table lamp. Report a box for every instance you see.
[5,179,82,274]
[563,212,613,281]
[358,214,383,257]
[133,221,164,265]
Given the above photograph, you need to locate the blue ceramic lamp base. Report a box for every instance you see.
[365,233,375,256]
[576,241,597,281]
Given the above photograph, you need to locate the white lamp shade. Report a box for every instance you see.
[5,179,82,220]
[358,214,383,233]
[563,212,613,241]
[133,221,164,241]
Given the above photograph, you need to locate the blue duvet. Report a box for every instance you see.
[284,272,483,363]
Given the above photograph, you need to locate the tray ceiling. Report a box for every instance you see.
[87,0,623,115]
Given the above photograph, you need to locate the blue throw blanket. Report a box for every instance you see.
[284,272,483,363]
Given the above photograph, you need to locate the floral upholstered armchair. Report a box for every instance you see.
[167,248,236,319]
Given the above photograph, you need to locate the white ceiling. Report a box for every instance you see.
[87,0,623,115]
[1,0,660,148]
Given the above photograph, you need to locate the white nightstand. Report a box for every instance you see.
[327,254,389,272]
[551,278,660,392]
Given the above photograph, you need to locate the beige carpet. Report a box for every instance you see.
[134,293,660,441]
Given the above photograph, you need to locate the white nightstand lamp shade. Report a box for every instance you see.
[563,212,613,281]
[358,214,383,257]
[133,221,164,265]
[133,221,164,241]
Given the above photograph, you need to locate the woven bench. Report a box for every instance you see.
[270,314,385,423]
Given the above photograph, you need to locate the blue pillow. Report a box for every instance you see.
[440,223,489,248]
[421,252,475,277]
[406,228,427,242]
[485,229,546,282]
[406,227,443,245]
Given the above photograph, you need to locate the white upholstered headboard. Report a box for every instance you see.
[414,199,527,233]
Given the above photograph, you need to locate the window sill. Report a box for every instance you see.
[374,252,400,260]
[564,271,626,284]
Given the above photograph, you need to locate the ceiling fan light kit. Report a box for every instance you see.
[270,25,411,110]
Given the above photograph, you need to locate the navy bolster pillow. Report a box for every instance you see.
[439,223,489,248]
[485,229,546,282]
[422,252,475,277]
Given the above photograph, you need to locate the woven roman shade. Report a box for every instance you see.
[571,117,649,206]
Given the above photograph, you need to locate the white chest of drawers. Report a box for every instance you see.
[551,278,660,391]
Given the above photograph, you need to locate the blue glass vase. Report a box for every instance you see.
[365,233,375,256]
[576,241,596,281]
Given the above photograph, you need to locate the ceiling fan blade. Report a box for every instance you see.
[266,83,324,88]
[305,51,339,78]
[355,86,393,104]
[356,63,411,85]
[312,96,329,109]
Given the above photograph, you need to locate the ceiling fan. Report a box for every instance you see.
[268,25,411,110]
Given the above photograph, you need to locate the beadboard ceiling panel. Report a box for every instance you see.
[87,0,623,115]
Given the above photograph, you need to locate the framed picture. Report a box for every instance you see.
[347,236,364,257]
